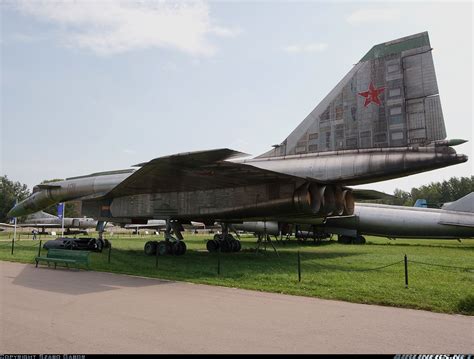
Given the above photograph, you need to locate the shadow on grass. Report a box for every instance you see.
[11,261,172,295]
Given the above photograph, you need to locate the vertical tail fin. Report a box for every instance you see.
[442,193,474,213]
[259,32,446,158]
[414,199,428,208]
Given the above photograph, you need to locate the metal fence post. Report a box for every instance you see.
[11,237,14,255]
[217,249,221,275]
[155,245,158,268]
[404,254,408,288]
[298,251,301,282]
[38,240,42,257]
[108,243,112,264]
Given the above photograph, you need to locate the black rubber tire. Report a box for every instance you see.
[177,241,187,255]
[234,240,242,252]
[230,240,239,252]
[156,241,167,256]
[171,242,184,256]
[206,239,218,253]
[144,241,157,256]
[213,234,222,241]
[220,239,231,253]
[337,235,353,245]
[353,235,366,245]
[95,238,104,252]
[224,234,235,241]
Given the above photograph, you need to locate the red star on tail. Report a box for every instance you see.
[358,82,385,107]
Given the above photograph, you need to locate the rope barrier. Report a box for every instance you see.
[408,259,473,271]
[308,259,404,272]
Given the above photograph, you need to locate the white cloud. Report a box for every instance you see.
[283,42,328,54]
[346,8,401,25]
[14,0,240,56]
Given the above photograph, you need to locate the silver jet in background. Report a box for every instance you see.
[328,192,474,243]
[0,211,99,235]
[236,193,474,244]
[8,32,469,255]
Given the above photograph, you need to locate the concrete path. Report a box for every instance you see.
[0,261,472,353]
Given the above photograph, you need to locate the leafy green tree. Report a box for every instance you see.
[393,188,412,206]
[410,176,473,207]
[0,175,30,222]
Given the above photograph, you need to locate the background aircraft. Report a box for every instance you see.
[123,220,216,235]
[234,193,474,245]
[0,211,99,235]
[8,32,468,256]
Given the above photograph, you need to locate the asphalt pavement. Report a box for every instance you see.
[1,261,472,353]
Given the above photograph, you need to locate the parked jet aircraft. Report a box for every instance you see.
[123,219,214,234]
[330,192,474,242]
[8,32,468,256]
[0,211,99,234]
[234,193,474,245]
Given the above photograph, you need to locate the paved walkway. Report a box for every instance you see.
[0,261,472,353]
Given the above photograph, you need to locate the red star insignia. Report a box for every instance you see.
[358,82,385,107]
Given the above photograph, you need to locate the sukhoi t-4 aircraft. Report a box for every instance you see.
[8,32,468,256]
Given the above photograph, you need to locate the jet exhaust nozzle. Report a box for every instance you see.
[342,189,355,216]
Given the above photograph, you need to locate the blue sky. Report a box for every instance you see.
[1,1,472,194]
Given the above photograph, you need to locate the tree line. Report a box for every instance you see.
[380,176,474,207]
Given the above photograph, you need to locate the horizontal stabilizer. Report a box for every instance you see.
[442,193,474,213]
[352,189,396,201]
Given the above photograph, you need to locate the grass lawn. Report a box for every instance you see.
[0,231,473,315]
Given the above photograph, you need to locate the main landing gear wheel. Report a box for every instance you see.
[95,238,104,252]
[206,239,219,253]
[144,241,157,256]
[157,241,169,256]
[145,240,186,256]
[337,235,352,244]
[206,234,241,253]
[353,235,366,245]
[172,241,187,256]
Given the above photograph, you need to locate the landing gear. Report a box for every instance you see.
[352,235,366,244]
[95,220,108,253]
[206,224,242,253]
[144,241,157,255]
[95,238,105,252]
[143,220,187,256]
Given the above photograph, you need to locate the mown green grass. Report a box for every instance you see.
[0,232,472,315]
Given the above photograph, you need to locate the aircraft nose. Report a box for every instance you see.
[7,205,20,219]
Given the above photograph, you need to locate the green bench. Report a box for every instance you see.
[35,249,90,270]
